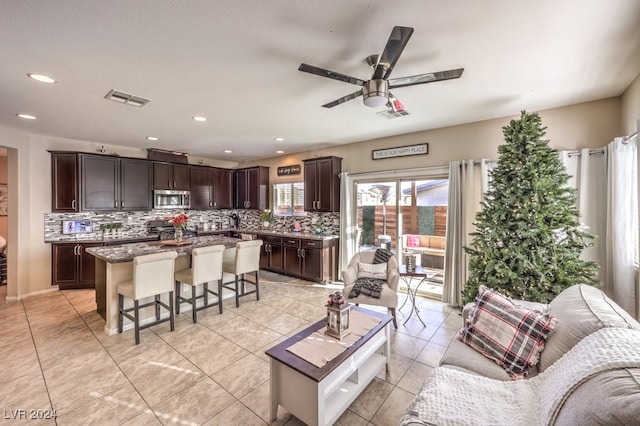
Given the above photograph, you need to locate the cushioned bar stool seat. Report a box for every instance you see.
[175,245,225,322]
[117,251,178,344]
[222,240,263,307]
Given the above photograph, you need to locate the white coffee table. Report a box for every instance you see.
[265,307,392,426]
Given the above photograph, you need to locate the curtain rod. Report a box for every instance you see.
[622,131,637,144]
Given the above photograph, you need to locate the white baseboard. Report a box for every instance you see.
[6,286,59,301]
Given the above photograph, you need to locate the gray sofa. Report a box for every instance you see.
[401,284,640,425]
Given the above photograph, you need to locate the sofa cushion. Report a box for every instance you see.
[429,236,446,249]
[554,368,640,426]
[540,284,640,372]
[459,286,557,379]
[356,262,387,280]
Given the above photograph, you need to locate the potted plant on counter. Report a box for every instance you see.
[259,209,273,229]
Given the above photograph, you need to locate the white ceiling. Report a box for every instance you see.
[1,1,639,162]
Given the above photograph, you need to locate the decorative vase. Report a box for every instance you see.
[175,228,183,242]
[263,221,270,229]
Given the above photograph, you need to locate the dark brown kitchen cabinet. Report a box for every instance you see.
[303,156,342,212]
[51,242,101,289]
[259,235,283,272]
[51,152,79,212]
[234,166,269,209]
[190,166,233,209]
[279,236,337,284]
[81,155,152,211]
[213,168,233,209]
[153,162,190,190]
[81,155,119,211]
[119,159,153,210]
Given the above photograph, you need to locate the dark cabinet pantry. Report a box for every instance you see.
[303,156,341,212]
[51,242,102,289]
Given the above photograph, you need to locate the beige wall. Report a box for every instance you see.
[0,91,638,299]
[622,72,640,135]
[248,97,623,184]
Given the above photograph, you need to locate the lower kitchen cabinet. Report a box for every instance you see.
[51,242,102,289]
[267,235,337,284]
[259,235,283,271]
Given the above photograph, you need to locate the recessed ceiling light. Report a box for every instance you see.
[192,116,207,122]
[224,150,232,154]
[274,137,285,142]
[17,113,36,120]
[27,73,56,84]
[147,136,159,141]
[276,150,284,154]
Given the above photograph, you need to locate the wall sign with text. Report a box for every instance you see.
[372,143,429,160]
[277,164,302,176]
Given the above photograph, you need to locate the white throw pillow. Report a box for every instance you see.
[357,262,387,280]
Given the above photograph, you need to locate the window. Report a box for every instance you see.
[273,182,306,217]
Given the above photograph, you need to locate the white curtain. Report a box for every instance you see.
[338,171,354,279]
[558,149,608,285]
[605,137,637,315]
[443,160,492,307]
[560,136,638,316]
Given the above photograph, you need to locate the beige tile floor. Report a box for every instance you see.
[0,273,459,426]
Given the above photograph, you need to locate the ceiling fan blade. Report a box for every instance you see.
[388,68,464,89]
[298,63,366,86]
[387,92,405,112]
[322,89,364,108]
[372,26,414,80]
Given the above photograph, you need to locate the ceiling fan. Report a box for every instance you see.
[298,26,464,110]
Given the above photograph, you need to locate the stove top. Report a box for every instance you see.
[147,220,197,240]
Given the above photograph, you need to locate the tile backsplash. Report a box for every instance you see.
[44,209,340,241]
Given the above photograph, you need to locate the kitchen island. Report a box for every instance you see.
[87,235,241,335]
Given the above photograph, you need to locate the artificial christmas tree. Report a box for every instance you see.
[462,111,598,305]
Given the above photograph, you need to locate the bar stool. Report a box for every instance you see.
[117,251,178,344]
[175,245,225,323]
[222,240,263,307]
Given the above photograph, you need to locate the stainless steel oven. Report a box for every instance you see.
[153,190,190,209]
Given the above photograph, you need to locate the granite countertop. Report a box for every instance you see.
[228,228,339,241]
[45,234,160,244]
[86,235,240,264]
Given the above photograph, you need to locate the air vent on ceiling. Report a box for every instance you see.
[104,89,151,107]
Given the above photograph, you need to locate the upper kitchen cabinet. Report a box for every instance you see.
[119,159,153,210]
[303,156,342,212]
[213,167,233,209]
[51,152,79,212]
[82,155,153,211]
[81,155,119,211]
[50,152,152,212]
[153,162,190,190]
[234,166,269,209]
[190,166,233,209]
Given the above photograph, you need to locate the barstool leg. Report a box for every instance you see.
[175,280,181,314]
[118,294,124,333]
[169,290,175,332]
[134,300,140,345]
[235,275,240,308]
[203,283,209,306]
[155,295,161,320]
[218,279,223,314]
[255,270,260,301]
[191,285,197,323]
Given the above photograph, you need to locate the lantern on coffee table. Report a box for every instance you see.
[326,291,351,340]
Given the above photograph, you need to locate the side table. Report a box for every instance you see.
[399,265,436,326]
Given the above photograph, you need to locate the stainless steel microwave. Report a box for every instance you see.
[153,190,190,209]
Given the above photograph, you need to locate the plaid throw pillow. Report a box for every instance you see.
[373,248,393,264]
[458,286,558,379]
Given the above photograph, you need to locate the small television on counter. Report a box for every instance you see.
[62,220,92,235]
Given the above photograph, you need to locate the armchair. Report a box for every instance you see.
[342,250,399,328]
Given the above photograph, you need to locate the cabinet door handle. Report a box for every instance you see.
[121,200,124,208]
[173,181,176,188]
[168,180,171,188]
[307,242,316,246]
[316,200,320,210]
[301,249,305,258]
[72,200,76,210]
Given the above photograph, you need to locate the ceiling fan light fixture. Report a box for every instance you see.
[362,79,389,108]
